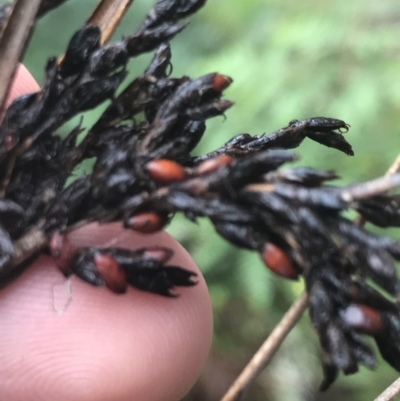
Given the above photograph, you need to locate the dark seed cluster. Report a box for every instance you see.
[0,0,400,391]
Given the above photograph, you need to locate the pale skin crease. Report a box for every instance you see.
[0,65,213,401]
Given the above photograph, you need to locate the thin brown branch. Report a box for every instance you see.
[86,0,135,45]
[219,292,309,401]
[341,173,400,202]
[0,0,69,28]
[374,377,400,401]
[0,3,12,38]
[386,155,400,177]
[355,154,400,226]
[0,216,99,280]
[0,0,41,114]
[57,0,135,65]
[1,226,47,278]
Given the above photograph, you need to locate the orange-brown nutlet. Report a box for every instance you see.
[196,155,234,175]
[341,304,384,335]
[94,253,127,294]
[49,232,75,276]
[212,74,233,92]
[261,243,299,280]
[145,159,186,184]
[126,212,168,234]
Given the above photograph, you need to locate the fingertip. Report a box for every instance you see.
[0,224,213,401]
[68,223,214,400]
[6,64,39,106]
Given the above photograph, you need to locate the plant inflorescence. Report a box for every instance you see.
[0,0,400,391]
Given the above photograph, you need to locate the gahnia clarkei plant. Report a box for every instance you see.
[0,0,400,392]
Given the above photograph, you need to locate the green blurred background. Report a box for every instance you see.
[7,0,400,399]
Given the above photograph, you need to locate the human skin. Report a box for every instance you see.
[0,65,213,401]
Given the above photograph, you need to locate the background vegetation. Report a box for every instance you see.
[5,0,400,399]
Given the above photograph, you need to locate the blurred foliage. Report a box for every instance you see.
[5,0,400,399]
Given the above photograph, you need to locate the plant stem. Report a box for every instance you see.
[219,292,309,401]
[0,0,41,113]
[374,377,400,401]
[86,0,135,45]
